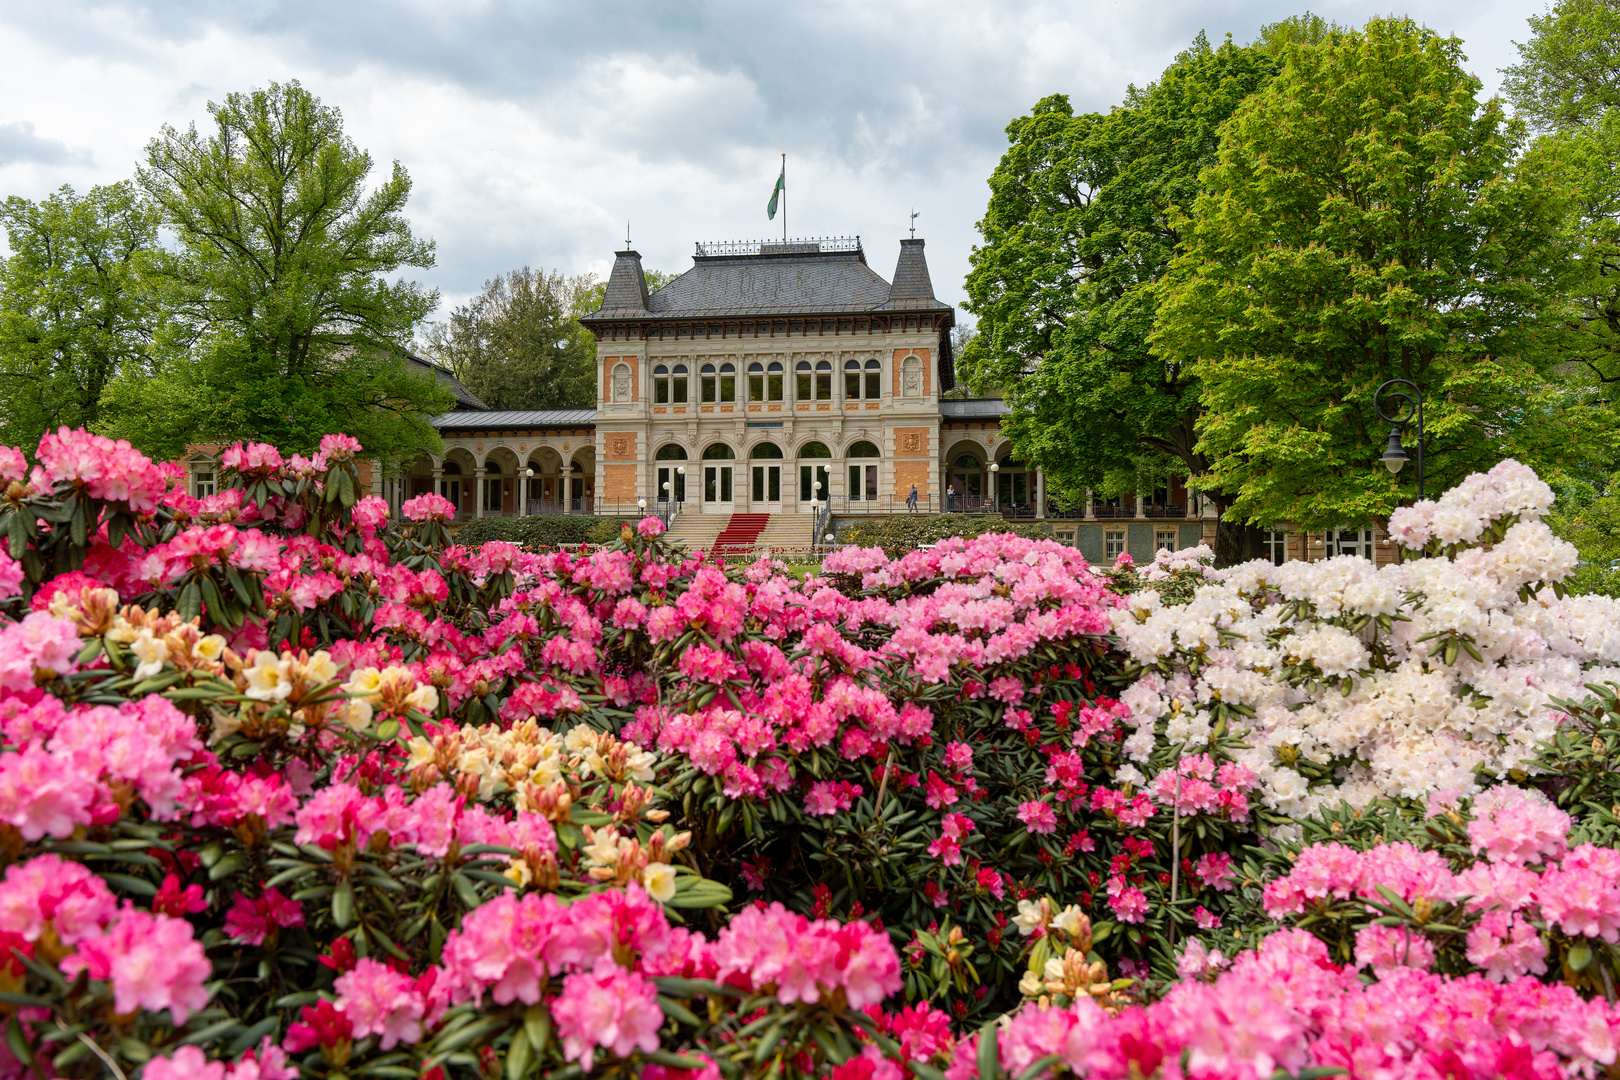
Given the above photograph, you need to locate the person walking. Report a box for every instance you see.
[907,484,918,513]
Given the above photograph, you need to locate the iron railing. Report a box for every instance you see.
[694,236,862,257]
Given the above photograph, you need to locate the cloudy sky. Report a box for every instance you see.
[0,0,1549,322]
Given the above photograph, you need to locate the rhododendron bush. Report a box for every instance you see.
[6,428,1620,1080]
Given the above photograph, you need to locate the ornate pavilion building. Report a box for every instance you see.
[184,234,1230,562]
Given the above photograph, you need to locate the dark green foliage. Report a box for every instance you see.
[0,183,168,450]
[98,80,451,463]
[452,515,634,549]
[838,515,1054,553]
[960,34,1279,523]
[419,268,600,411]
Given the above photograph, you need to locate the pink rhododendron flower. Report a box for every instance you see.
[1469,785,1570,866]
[334,958,426,1050]
[62,909,212,1023]
[224,888,306,945]
[1353,924,1436,976]
[1017,799,1058,835]
[550,965,663,1069]
[0,854,118,944]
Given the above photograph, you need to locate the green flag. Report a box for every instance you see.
[766,168,784,220]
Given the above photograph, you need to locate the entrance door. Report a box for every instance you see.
[949,471,982,510]
[704,465,733,513]
[799,464,829,507]
[751,465,781,511]
[657,466,686,505]
[848,465,878,503]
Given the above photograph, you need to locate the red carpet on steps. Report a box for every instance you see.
[713,514,770,554]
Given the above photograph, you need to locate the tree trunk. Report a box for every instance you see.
[1208,496,1266,567]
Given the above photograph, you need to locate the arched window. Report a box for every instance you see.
[795,360,813,401]
[766,361,784,401]
[747,362,764,402]
[655,444,688,461]
[611,362,632,403]
[864,358,882,400]
[798,441,831,459]
[844,358,863,400]
[749,442,783,459]
[653,364,670,404]
[671,364,689,404]
[814,360,832,401]
[719,362,736,403]
[953,454,981,470]
[700,363,717,403]
[846,441,880,458]
[701,443,735,460]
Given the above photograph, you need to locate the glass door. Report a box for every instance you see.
[751,465,781,511]
[799,464,829,506]
[657,466,686,504]
[704,465,733,513]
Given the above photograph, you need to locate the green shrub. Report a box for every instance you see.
[450,514,633,549]
[839,513,1053,553]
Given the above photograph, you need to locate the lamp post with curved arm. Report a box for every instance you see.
[1374,378,1425,500]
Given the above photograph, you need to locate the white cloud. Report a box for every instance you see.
[0,0,1551,317]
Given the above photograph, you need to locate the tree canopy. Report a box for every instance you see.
[1151,18,1574,530]
[0,183,167,450]
[420,268,600,411]
[97,80,451,463]
[959,32,1280,556]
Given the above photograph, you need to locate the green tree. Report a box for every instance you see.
[960,33,1280,558]
[0,183,166,450]
[1501,0,1620,130]
[97,80,451,463]
[1151,18,1574,531]
[1548,471,1620,596]
[420,268,600,410]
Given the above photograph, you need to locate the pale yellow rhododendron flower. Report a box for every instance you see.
[244,651,294,702]
[132,628,169,680]
[642,862,676,903]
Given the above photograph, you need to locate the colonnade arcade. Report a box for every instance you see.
[399,439,597,519]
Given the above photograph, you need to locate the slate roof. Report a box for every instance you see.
[597,250,653,316]
[431,409,596,429]
[406,353,489,411]
[646,250,895,317]
[879,239,940,310]
[939,398,1008,419]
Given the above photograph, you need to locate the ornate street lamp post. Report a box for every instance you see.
[1374,379,1425,500]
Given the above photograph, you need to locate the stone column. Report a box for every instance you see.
[1035,469,1047,519]
[431,466,444,514]
[1084,489,1095,520]
[1135,488,1147,520]
[474,468,486,519]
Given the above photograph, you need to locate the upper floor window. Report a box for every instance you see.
[795,360,832,401]
[193,470,216,498]
[654,365,669,403]
[719,362,736,403]
[700,363,717,403]
[846,359,881,399]
[671,363,689,403]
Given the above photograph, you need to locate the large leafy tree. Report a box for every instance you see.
[959,32,1281,560]
[0,183,167,450]
[1502,0,1620,130]
[420,268,600,410]
[1151,18,1574,530]
[98,80,451,463]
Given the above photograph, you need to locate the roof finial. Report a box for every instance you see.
[909,209,919,239]
[626,221,631,247]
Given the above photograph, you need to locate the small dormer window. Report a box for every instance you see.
[193,470,216,498]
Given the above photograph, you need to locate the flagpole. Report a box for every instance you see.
[781,152,787,241]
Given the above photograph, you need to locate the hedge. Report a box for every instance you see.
[837,513,1054,553]
[450,514,634,548]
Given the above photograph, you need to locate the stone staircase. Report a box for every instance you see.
[661,512,728,554]
[753,514,818,556]
[713,514,770,556]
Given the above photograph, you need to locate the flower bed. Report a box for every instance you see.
[3,429,1620,1079]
